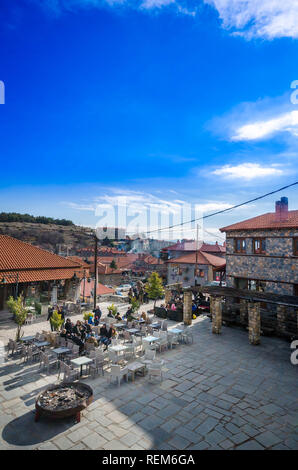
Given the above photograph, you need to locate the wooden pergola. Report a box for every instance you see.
[186,285,298,308]
[164,282,298,344]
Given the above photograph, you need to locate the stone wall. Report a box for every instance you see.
[225,228,298,295]
[248,302,261,345]
[183,291,192,325]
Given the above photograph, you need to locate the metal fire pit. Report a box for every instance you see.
[35,382,93,423]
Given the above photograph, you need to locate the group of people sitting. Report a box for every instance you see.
[60,318,116,352]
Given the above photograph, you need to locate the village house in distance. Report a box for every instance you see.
[220,197,298,297]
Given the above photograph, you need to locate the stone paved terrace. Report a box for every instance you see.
[0,316,297,451]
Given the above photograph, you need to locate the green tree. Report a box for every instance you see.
[130,296,140,313]
[50,310,64,331]
[6,296,28,341]
[145,272,164,309]
[109,260,118,270]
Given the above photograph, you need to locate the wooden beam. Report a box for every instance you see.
[184,285,298,307]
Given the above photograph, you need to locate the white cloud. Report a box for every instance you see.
[212,162,284,180]
[232,110,298,141]
[32,0,298,40]
[205,0,298,39]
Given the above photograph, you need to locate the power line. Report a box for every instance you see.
[144,181,298,235]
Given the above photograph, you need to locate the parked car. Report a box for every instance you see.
[206,281,227,287]
[118,284,131,290]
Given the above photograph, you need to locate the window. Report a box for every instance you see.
[253,238,266,254]
[248,280,266,292]
[195,268,205,277]
[294,238,298,256]
[234,238,246,253]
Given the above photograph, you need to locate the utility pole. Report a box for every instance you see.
[93,234,98,310]
[195,224,199,286]
[82,269,86,303]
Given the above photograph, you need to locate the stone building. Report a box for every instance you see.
[220,197,298,297]
[166,250,226,287]
[0,235,84,312]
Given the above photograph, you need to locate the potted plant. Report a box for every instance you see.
[6,296,28,342]
[50,310,64,331]
[83,312,93,322]
[107,303,118,317]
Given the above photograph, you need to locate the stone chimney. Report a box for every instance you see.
[275,197,288,222]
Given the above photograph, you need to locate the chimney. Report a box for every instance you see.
[275,197,288,222]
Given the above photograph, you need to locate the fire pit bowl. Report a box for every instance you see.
[35,382,93,423]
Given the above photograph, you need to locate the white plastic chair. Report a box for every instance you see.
[148,360,164,382]
[108,364,128,387]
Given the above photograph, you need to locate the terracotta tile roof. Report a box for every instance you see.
[136,254,164,265]
[80,279,115,297]
[0,235,83,283]
[162,240,197,251]
[220,210,298,232]
[1,268,82,284]
[200,242,226,253]
[166,250,226,268]
[67,256,90,270]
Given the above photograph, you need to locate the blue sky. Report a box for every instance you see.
[0,0,298,240]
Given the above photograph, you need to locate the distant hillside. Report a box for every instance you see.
[0,218,94,255]
[0,212,74,226]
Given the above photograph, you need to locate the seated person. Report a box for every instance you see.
[98,323,113,350]
[83,320,92,335]
[115,312,122,321]
[85,333,98,347]
[65,318,73,334]
[124,307,133,318]
[170,303,177,311]
[60,328,69,339]
[93,307,102,326]
[68,333,84,353]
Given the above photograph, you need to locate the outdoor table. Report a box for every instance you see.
[70,356,93,377]
[52,347,70,359]
[34,341,50,348]
[126,328,139,335]
[127,362,146,382]
[20,335,36,343]
[109,344,128,354]
[114,323,126,329]
[135,319,145,323]
[151,323,161,329]
[142,335,159,344]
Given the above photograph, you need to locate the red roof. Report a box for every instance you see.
[0,235,83,283]
[162,240,197,251]
[200,242,226,253]
[220,210,298,232]
[67,256,90,270]
[166,250,226,268]
[80,279,115,297]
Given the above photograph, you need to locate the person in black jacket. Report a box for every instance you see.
[93,307,102,326]
[47,306,54,331]
[65,318,73,334]
[99,324,113,350]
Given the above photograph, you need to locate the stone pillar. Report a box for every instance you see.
[74,281,81,302]
[51,286,58,304]
[248,302,261,345]
[276,305,287,337]
[239,299,248,326]
[211,296,222,334]
[183,290,192,325]
[164,288,172,306]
